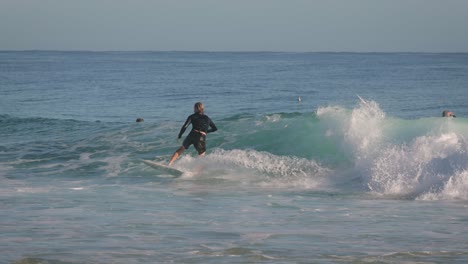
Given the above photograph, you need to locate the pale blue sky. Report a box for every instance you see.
[1,0,467,52]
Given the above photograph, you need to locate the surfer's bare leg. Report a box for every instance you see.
[168,146,185,166]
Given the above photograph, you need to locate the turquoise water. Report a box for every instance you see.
[1,51,468,263]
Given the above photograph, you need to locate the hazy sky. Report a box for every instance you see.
[1,0,467,52]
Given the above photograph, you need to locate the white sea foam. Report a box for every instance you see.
[102,154,128,177]
[315,98,468,200]
[418,170,468,200]
[202,149,331,189]
[322,98,468,199]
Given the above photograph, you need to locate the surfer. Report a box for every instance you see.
[168,102,218,166]
[442,110,456,117]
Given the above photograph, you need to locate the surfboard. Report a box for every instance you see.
[142,160,183,176]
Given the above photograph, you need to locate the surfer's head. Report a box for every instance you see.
[194,102,204,114]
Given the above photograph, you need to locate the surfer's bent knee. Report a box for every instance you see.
[177,146,185,153]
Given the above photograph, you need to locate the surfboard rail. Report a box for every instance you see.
[142,159,183,176]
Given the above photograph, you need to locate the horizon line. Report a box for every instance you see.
[1,49,468,54]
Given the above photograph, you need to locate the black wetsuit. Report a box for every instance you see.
[178,113,217,154]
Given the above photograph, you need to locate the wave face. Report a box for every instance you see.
[2,98,468,200]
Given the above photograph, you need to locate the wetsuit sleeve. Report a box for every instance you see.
[178,116,192,139]
[207,119,217,133]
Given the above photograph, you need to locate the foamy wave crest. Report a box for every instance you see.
[368,132,468,199]
[317,97,468,200]
[316,97,386,164]
[207,149,331,189]
[347,97,386,158]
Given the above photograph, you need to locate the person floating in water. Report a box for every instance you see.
[442,110,456,117]
[168,102,218,166]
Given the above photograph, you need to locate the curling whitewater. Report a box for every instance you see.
[316,99,468,200]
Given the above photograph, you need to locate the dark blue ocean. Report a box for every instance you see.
[1,51,468,264]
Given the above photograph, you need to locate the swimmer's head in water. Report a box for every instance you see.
[442,110,456,117]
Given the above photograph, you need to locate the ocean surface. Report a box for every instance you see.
[1,51,468,264]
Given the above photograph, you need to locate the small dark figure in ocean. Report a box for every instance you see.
[442,110,456,118]
[168,102,218,166]
[136,118,144,122]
